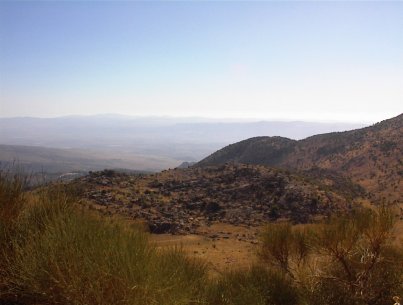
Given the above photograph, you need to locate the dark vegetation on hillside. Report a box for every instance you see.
[1,170,402,305]
[196,137,297,167]
[299,167,366,201]
[74,165,359,234]
[197,114,403,204]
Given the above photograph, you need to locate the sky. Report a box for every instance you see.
[0,1,402,123]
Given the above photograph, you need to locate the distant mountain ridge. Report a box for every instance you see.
[0,115,366,174]
[197,114,403,203]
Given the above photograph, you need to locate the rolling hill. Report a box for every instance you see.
[73,164,361,234]
[197,114,403,203]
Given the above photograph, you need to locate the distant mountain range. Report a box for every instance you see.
[197,114,403,204]
[0,115,365,174]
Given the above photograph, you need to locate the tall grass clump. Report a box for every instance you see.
[0,167,29,295]
[206,265,298,305]
[2,167,401,305]
[0,167,27,242]
[260,208,403,305]
[0,174,207,305]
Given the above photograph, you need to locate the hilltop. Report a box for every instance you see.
[198,114,402,204]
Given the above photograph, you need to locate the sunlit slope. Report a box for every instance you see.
[198,114,402,203]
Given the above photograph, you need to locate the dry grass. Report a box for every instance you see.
[260,208,403,305]
[1,179,207,305]
[151,223,260,276]
[0,173,292,305]
[1,169,401,305]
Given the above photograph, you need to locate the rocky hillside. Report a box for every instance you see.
[197,114,402,203]
[72,165,359,235]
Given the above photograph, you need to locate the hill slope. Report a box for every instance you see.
[74,164,360,234]
[197,114,403,203]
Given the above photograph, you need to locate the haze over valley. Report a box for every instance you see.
[1,1,402,304]
[0,115,365,174]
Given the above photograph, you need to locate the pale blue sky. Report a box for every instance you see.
[0,1,402,122]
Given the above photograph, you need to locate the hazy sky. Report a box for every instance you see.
[0,1,402,123]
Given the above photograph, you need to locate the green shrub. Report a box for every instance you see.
[259,222,314,278]
[206,265,298,305]
[1,179,207,305]
[0,168,28,294]
[259,208,403,305]
[0,168,27,233]
[2,169,401,305]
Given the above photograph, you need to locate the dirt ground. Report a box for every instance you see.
[86,203,403,274]
[150,223,262,275]
[394,219,403,246]
[150,218,403,276]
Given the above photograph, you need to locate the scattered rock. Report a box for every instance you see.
[74,163,355,236]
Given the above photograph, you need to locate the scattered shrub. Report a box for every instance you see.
[206,265,298,305]
[0,174,207,305]
[260,208,403,305]
[1,169,401,305]
[0,168,28,292]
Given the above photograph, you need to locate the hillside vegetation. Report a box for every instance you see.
[72,164,360,235]
[1,170,402,305]
[198,114,403,204]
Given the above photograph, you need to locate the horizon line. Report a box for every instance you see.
[0,112,390,125]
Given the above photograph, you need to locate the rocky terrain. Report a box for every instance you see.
[66,114,401,239]
[72,164,360,235]
[198,114,402,204]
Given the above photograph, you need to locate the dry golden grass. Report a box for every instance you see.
[151,223,260,275]
[2,169,402,305]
